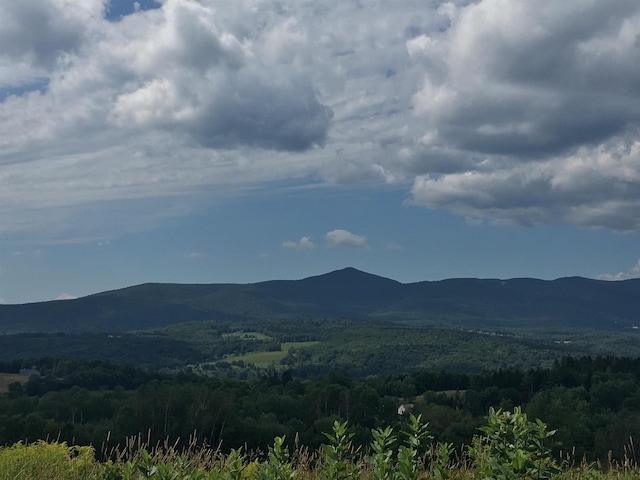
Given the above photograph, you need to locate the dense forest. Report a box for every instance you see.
[2,355,640,463]
[2,319,640,376]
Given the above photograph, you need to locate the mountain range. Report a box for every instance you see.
[2,267,640,334]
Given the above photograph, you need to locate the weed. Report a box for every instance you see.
[469,406,560,480]
[319,420,360,480]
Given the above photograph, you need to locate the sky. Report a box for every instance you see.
[1,0,640,304]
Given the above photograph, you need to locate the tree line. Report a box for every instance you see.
[1,355,640,461]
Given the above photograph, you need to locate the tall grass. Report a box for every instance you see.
[1,409,639,479]
[0,441,98,480]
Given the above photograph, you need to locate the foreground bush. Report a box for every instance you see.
[469,406,560,479]
[0,440,98,480]
[0,408,638,479]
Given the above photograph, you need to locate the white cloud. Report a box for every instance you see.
[2,0,640,241]
[56,293,77,300]
[597,259,640,281]
[11,249,45,257]
[282,236,316,250]
[184,251,207,259]
[326,229,368,249]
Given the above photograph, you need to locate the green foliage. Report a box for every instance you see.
[429,441,455,480]
[367,426,395,480]
[320,420,360,480]
[396,414,432,480]
[469,407,560,480]
[257,436,296,480]
[1,419,640,480]
[223,448,246,480]
[0,441,98,480]
[4,356,640,464]
[101,447,216,480]
[366,415,441,480]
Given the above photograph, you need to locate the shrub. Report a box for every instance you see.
[0,441,98,480]
[366,414,435,480]
[469,406,560,480]
[319,420,360,480]
[257,436,296,480]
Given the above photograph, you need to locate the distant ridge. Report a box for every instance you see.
[1,268,639,334]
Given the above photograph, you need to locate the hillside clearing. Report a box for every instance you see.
[222,341,320,368]
[0,373,29,393]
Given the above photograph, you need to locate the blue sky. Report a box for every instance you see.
[1,0,640,304]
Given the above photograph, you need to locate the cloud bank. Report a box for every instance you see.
[2,0,640,240]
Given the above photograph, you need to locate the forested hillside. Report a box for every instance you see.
[2,268,640,333]
[2,318,640,375]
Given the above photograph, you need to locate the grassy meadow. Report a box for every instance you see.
[220,341,320,368]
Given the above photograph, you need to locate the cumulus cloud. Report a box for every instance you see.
[598,259,640,281]
[0,0,98,70]
[2,0,640,240]
[106,0,333,151]
[411,1,640,156]
[282,236,316,250]
[407,0,640,230]
[326,229,368,249]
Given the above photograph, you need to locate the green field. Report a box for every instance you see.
[223,341,319,367]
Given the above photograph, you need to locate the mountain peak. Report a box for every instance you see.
[304,267,400,284]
